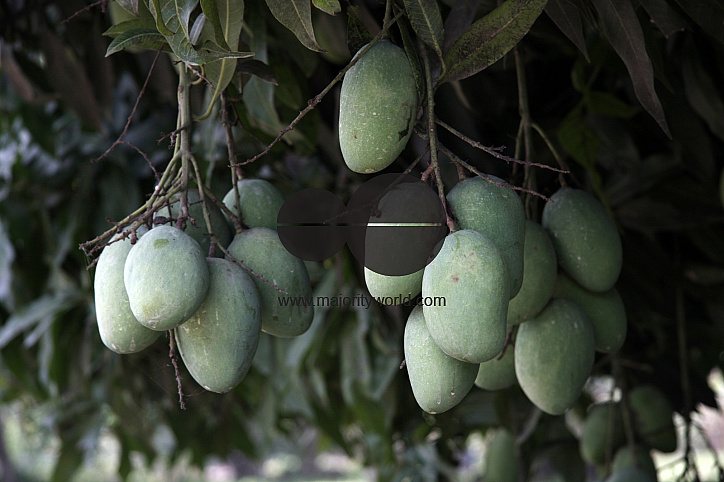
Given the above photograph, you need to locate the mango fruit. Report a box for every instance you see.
[507,220,557,325]
[124,225,209,331]
[365,267,422,304]
[226,228,314,337]
[579,402,625,465]
[222,179,284,230]
[175,257,261,393]
[612,445,658,481]
[338,40,417,173]
[422,230,509,363]
[553,273,627,353]
[474,346,516,390]
[628,385,677,453]
[403,306,477,414]
[94,229,160,353]
[446,176,525,298]
[515,298,595,415]
[542,188,622,292]
[157,188,232,256]
[484,428,518,482]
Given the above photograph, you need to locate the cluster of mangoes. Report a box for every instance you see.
[94,179,314,393]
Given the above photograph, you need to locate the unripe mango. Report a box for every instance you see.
[226,228,313,337]
[339,40,417,173]
[365,267,422,304]
[579,402,625,465]
[446,176,525,298]
[474,346,516,390]
[515,298,595,415]
[158,188,232,256]
[222,179,284,230]
[507,220,557,325]
[124,225,209,331]
[94,230,160,353]
[175,258,261,393]
[628,385,677,453]
[484,428,518,482]
[542,188,622,292]
[422,230,509,363]
[612,445,658,481]
[404,306,477,414]
[553,273,627,353]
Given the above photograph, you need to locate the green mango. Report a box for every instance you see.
[605,467,657,482]
[226,228,314,337]
[94,229,160,353]
[529,441,586,482]
[628,385,677,453]
[612,445,658,481]
[365,267,422,304]
[507,220,558,325]
[515,298,595,415]
[579,402,625,465]
[157,187,232,256]
[422,230,509,363]
[553,273,627,353]
[542,188,622,292]
[403,306,477,414]
[222,179,284,230]
[338,40,417,173]
[484,428,518,482]
[474,346,516,390]
[175,257,261,393]
[124,225,209,331]
[446,176,526,298]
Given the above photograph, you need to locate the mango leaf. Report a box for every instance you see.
[591,0,670,137]
[116,0,140,16]
[346,5,372,56]
[265,0,324,52]
[50,440,83,482]
[146,0,174,35]
[673,0,724,46]
[201,0,232,50]
[558,106,600,175]
[312,0,341,15]
[198,0,245,119]
[585,91,639,118]
[103,17,157,38]
[105,27,166,56]
[172,0,199,41]
[441,0,548,84]
[237,59,278,84]
[404,0,445,61]
[545,0,589,60]
[638,0,687,37]
[442,0,481,54]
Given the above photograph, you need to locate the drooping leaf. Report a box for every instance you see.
[189,11,206,44]
[236,59,278,84]
[198,0,245,119]
[673,0,724,46]
[103,17,157,38]
[441,0,548,84]
[201,0,232,50]
[442,0,481,54]
[105,27,166,56]
[404,0,445,61]
[638,0,687,37]
[265,0,324,52]
[172,0,199,41]
[312,0,341,15]
[545,0,589,60]
[591,0,671,137]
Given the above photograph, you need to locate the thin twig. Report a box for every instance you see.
[62,0,106,24]
[168,330,186,410]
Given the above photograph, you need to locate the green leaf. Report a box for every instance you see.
[404,0,445,61]
[585,91,639,118]
[116,0,140,16]
[591,0,671,137]
[198,0,244,118]
[638,0,688,37]
[441,0,548,84]
[346,5,372,56]
[51,440,83,482]
[558,106,599,170]
[545,0,589,60]
[103,17,157,38]
[442,0,481,53]
[265,0,324,52]
[312,0,341,15]
[201,0,233,51]
[105,27,166,56]
[146,0,175,35]
[673,0,724,46]
[236,59,278,84]
[172,0,199,41]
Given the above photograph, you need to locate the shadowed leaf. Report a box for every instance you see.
[404,0,445,61]
[265,0,324,52]
[313,0,341,15]
[545,0,589,60]
[443,0,481,54]
[638,0,687,37]
[592,0,671,137]
[103,17,158,38]
[673,0,724,45]
[237,59,278,84]
[106,27,166,55]
[201,0,233,50]
[441,0,548,84]
[173,0,199,41]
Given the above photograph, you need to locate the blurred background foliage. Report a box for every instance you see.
[0,0,723,480]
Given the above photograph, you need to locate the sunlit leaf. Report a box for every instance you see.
[312,0,341,15]
[441,0,548,84]
[591,0,671,137]
[105,27,166,56]
[265,0,324,52]
[545,0,589,60]
[404,0,445,61]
